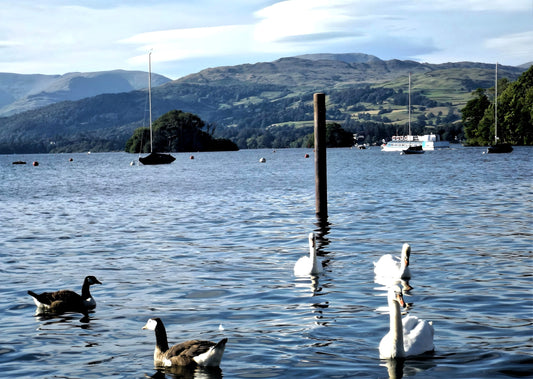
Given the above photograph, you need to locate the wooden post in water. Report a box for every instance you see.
[314,93,328,220]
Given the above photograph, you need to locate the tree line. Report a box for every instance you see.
[125,110,237,153]
[462,65,532,146]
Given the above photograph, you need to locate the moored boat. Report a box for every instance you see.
[381,135,422,152]
[382,134,449,151]
[401,145,424,155]
[417,133,450,150]
[487,143,513,154]
[382,73,449,152]
[139,51,175,165]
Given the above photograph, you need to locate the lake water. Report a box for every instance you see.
[0,147,531,378]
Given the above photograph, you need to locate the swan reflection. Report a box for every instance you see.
[381,358,404,379]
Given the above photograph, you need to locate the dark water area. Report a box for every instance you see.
[1,147,531,378]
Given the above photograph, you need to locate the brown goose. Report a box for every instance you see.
[142,318,227,368]
[27,275,102,316]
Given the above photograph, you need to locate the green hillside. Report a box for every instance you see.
[0,54,527,153]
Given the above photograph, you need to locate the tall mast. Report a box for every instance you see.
[408,72,411,136]
[494,62,498,144]
[148,51,153,153]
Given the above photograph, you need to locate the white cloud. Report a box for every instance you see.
[121,24,256,64]
[0,0,531,77]
[486,31,533,63]
[395,0,532,12]
[253,0,355,45]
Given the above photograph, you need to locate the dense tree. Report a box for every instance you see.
[497,65,533,145]
[125,110,237,153]
[303,123,355,148]
[462,66,533,145]
[326,123,354,147]
[462,88,492,145]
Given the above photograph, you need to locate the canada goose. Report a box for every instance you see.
[27,275,102,316]
[143,318,227,368]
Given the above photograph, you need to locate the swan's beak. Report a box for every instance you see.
[397,293,406,308]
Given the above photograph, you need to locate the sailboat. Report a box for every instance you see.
[139,52,175,165]
[381,73,424,152]
[487,62,513,154]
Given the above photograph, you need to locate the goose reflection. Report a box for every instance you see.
[146,366,223,379]
[34,312,92,327]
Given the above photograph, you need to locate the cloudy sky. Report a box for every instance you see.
[1,0,532,79]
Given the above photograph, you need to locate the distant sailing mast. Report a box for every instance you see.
[139,51,176,165]
[408,72,411,136]
[495,62,498,144]
[148,50,153,154]
[487,62,513,154]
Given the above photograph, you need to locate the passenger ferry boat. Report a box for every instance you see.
[417,133,450,150]
[381,135,422,152]
[381,134,449,151]
[381,74,449,152]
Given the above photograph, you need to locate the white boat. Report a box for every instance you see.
[381,134,449,151]
[382,74,449,152]
[381,134,422,152]
[417,133,450,150]
[382,73,422,152]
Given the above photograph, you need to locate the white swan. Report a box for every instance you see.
[379,286,434,359]
[294,233,322,276]
[374,243,411,281]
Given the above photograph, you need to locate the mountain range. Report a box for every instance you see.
[0,53,528,153]
[0,70,171,117]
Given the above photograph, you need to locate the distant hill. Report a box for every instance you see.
[0,70,171,116]
[177,55,425,89]
[0,54,528,153]
[296,53,387,64]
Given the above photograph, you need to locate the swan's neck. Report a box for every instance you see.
[400,245,410,270]
[309,244,319,272]
[389,298,405,358]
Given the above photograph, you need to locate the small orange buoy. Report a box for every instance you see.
[304,153,310,158]
[32,161,39,166]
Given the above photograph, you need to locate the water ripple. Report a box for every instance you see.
[1,148,532,378]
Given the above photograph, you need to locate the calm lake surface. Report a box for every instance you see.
[1,147,531,378]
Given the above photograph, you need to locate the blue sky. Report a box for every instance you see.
[1,0,531,79]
